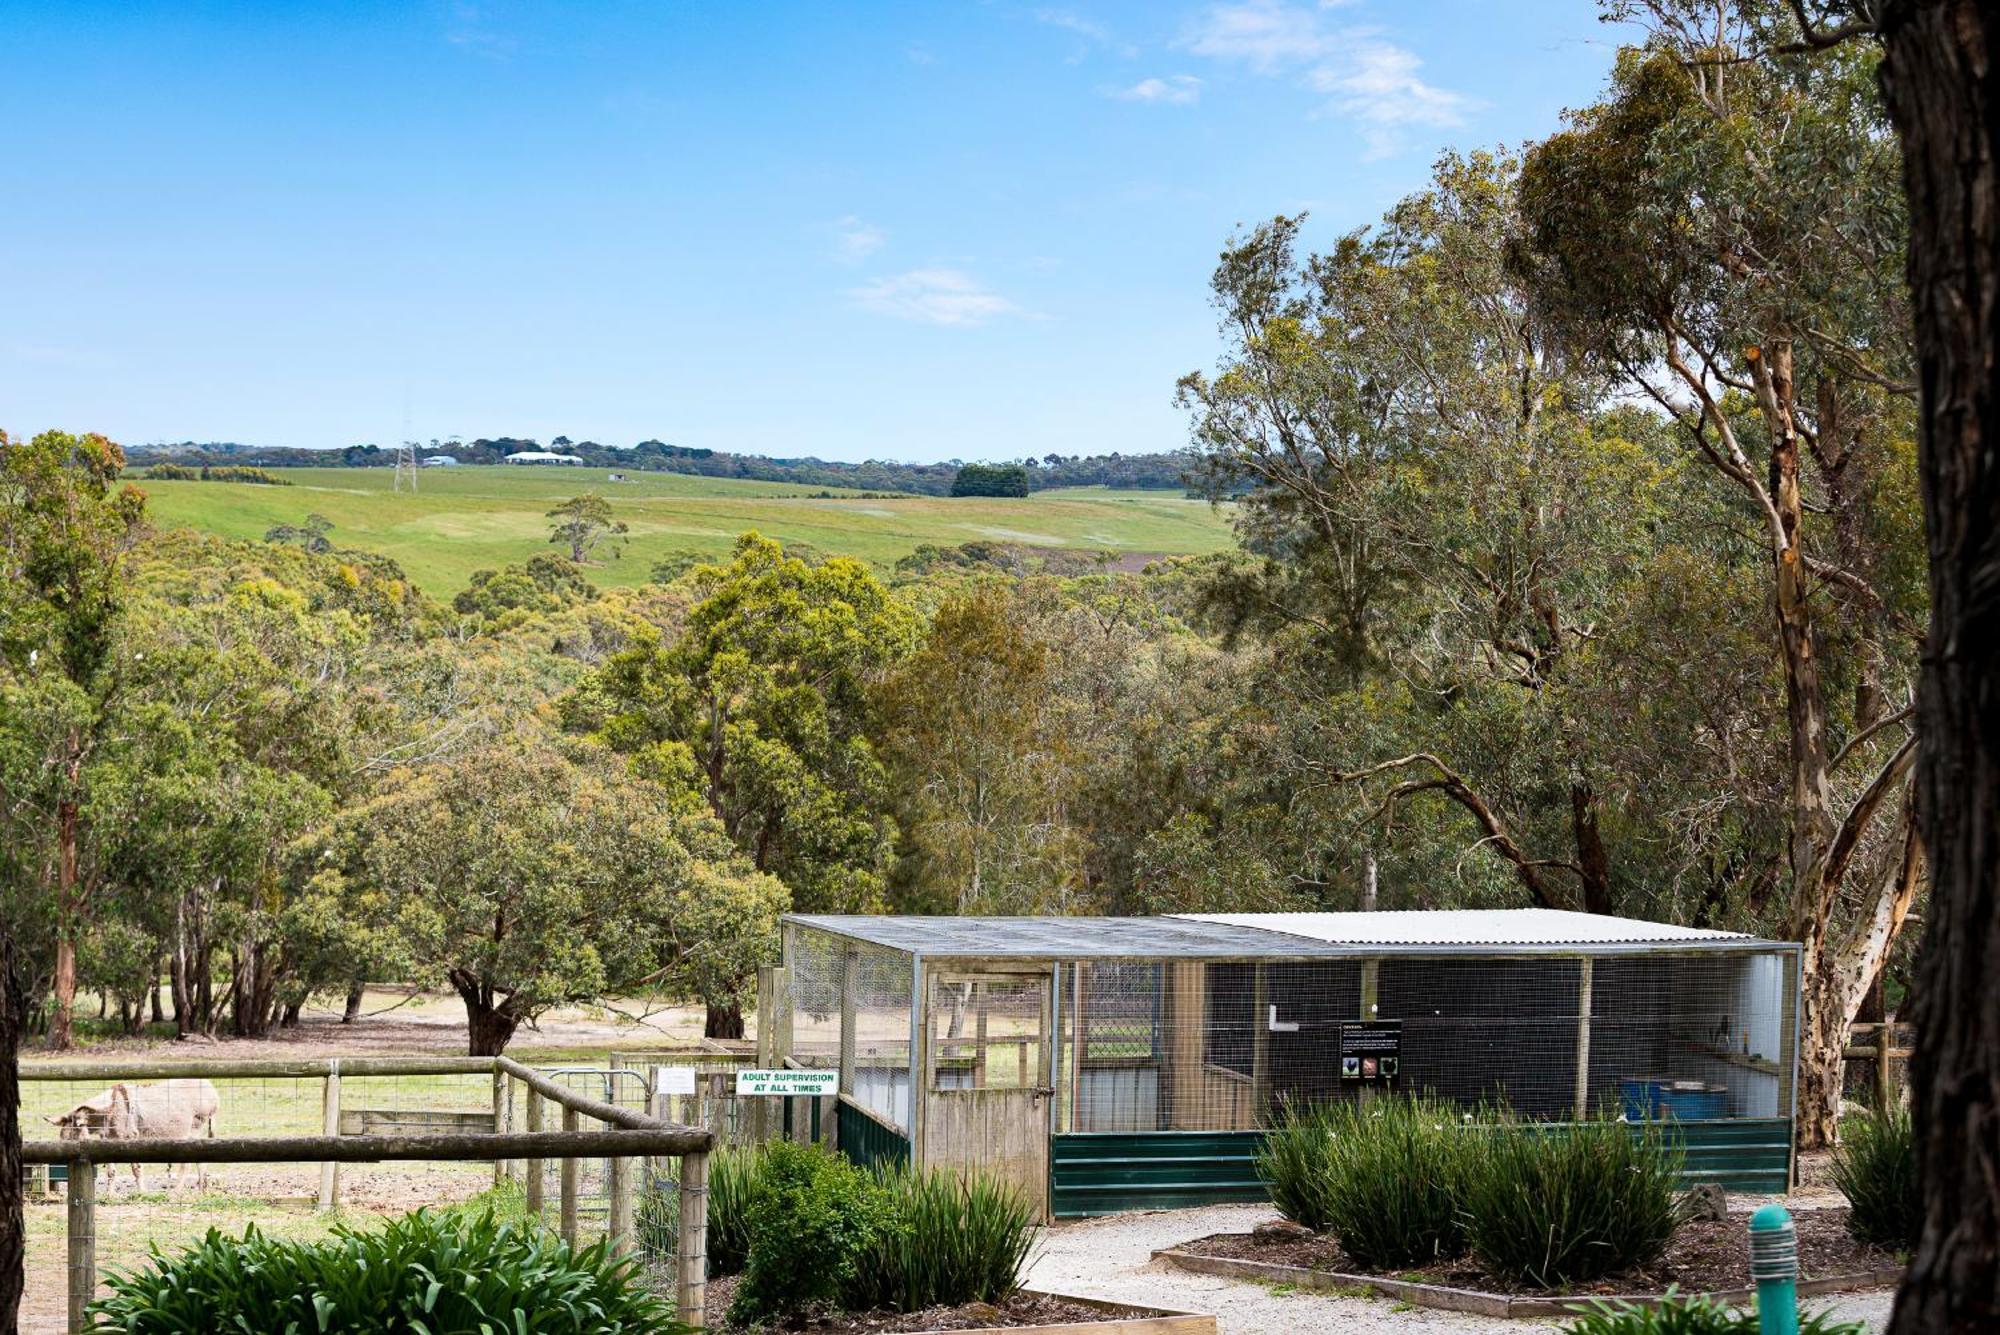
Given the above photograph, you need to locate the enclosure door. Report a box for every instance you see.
[922,971,1052,1216]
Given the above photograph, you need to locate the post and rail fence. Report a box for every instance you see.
[18,1054,714,1334]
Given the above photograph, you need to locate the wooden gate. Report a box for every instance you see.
[921,970,1052,1216]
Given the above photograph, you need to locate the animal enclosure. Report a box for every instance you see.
[776,910,1801,1218]
[18,1054,718,1333]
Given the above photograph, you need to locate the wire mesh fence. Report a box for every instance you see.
[782,923,1796,1139]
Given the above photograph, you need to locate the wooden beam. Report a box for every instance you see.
[21,1055,500,1081]
[22,1126,714,1165]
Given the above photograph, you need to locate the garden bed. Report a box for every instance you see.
[1156,1210,1901,1320]
[705,1277,1214,1334]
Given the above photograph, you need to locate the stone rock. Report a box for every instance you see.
[1252,1218,1316,1243]
[1683,1183,1729,1222]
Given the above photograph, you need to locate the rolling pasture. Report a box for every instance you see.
[139,466,1234,595]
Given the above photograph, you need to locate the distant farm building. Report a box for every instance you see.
[505,451,586,466]
[422,455,460,467]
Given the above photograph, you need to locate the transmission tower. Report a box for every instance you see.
[393,439,420,492]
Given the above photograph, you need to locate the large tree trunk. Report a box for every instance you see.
[705,999,745,1041]
[0,930,24,1332]
[342,981,365,1024]
[48,796,80,1051]
[465,1001,520,1057]
[1879,2,2000,1329]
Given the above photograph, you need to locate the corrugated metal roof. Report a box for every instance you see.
[785,915,1327,959]
[786,909,1785,959]
[1173,908,1754,947]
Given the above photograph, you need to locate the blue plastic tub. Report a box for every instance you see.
[1621,1077,1729,1121]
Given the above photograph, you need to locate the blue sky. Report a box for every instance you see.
[2,1,1630,463]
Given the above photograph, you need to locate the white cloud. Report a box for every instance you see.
[1179,2,1470,156]
[848,269,1021,327]
[1181,0,1330,70]
[831,216,886,265]
[1112,75,1203,105]
[1032,8,1137,59]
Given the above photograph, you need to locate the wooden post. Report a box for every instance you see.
[1068,963,1087,1134]
[753,966,778,1143]
[1574,956,1594,1120]
[838,949,858,1100]
[492,1065,510,1185]
[318,1060,342,1211]
[677,1149,710,1329]
[974,988,990,1088]
[1250,964,1270,1124]
[607,1144,633,1258]
[1357,960,1380,1111]
[559,1105,580,1247]
[910,956,930,1166]
[67,1157,94,1334]
[524,1086,545,1216]
[1876,1019,1895,1111]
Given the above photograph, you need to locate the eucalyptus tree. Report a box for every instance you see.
[1179,154,1735,921]
[1517,9,1923,1146]
[319,740,785,1055]
[567,533,920,936]
[0,430,146,1048]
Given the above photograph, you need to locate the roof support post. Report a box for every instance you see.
[1574,956,1594,1120]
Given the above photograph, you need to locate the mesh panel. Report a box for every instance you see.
[852,942,915,1129]
[931,976,1044,1091]
[785,926,915,1131]
[1058,951,1793,1131]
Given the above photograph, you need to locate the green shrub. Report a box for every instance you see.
[851,1165,1037,1312]
[1258,1096,1475,1268]
[1831,1104,1919,1250]
[1459,1113,1686,1288]
[1563,1292,1864,1335]
[730,1141,896,1324]
[86,1208,684,1334]
[636,1145,768,1277]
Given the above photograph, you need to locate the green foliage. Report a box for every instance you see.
[729,1141,895,1324]
[1258,1096,1474,1268]
[547,493,629,564]
[1458,1114,1686,1288]
[571,532,919,919]
[149,463,289,484]
[1562,1292,1863,1335]
[454,552,599,628]
[948,463,1031,498]
[1831,1105,1919,1250]
[637,1145,769,1278]
[85,1209,685,1334]
[317,739,786,1053]
[850,1165,1037,1314]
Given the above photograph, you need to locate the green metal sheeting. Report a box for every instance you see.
[837,1101,911,1173]
[1049,1118,1794,1218]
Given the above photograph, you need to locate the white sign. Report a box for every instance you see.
[735,1069,838,1097]
[655,1067,699,1096]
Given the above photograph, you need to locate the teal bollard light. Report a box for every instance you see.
[1749,1203,1800,1335]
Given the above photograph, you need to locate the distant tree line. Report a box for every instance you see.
[125,437,1193,496]
[144,463,291,485]
[949,463,1030,497]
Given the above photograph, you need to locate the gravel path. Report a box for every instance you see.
[1023,1204,1899,1334]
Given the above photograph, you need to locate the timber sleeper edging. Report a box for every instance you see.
[892,1291,1214,1335]
[1151,1247,1903,1319]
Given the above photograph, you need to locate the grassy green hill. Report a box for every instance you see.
[138,466,1235,593]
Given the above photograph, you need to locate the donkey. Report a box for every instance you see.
[51,1078,220,1192]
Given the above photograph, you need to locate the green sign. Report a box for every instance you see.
[735,1069,838,1097]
